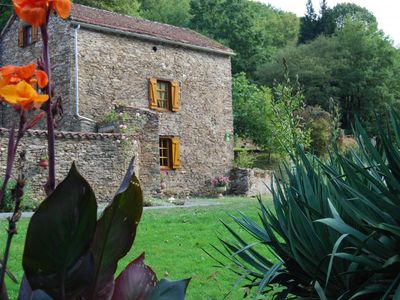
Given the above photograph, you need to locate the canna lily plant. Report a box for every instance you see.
[17,160,190,300]
[0,0,190,299]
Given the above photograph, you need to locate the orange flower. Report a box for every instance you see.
[0,64,48,88]
[12,0,71,26]
[0,81,49,111]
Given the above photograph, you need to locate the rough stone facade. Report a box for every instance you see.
[230,168,273,197]
[0,6,234,198]
[0,129,139,202]
[76,28,234,195]
[0,16,78,131]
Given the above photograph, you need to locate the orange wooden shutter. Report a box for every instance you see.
[171,80,180,112]
[32,26,39,43]
[18,27,24,47]
[149,77,158,109]
[171,137,181,169]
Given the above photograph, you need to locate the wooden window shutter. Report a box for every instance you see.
[18,27,24,47]
[171,137,181,169]
[149,77,158,109]
[32,26,39,43]
[171,80,180,112]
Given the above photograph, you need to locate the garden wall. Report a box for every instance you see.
[0,128,142,203]
[230,168,273,197]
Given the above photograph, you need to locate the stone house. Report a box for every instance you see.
[0,4,234,200]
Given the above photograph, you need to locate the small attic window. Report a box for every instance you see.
[18,26,39,48]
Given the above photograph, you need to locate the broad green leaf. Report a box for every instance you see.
[23,163,97,298]
[85,158,143,299]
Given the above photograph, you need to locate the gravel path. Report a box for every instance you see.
[0,197,224,219]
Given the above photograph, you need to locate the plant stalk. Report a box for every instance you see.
[0,113,26,208]
[41,16,56,195]
[0,179,23,296]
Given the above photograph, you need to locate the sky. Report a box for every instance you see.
[258,0,399,46]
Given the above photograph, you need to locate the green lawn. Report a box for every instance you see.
[0,197,273,299]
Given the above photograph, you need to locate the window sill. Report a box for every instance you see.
[152,108,171,113]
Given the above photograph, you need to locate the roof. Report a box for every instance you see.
[70,4,234,55]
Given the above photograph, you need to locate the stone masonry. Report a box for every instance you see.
[0,5,235,199]
[0,129,139,202]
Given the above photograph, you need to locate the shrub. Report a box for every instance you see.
[300,105,333,156]
[211,111,400,299]
[0,180,35,212]
[234,150,255,168]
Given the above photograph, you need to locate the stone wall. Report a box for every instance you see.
[230,168,273,197]
[0,17,77,130]
[0,128,139,202]
[1,16,234,196]
[76,27,234,195]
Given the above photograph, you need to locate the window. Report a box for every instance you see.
[159,137,171,168]
[157,80,170,110]
[18,26,39,47]
[159,137,181,169]
[149,78,180,112]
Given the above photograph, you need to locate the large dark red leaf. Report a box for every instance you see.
[84,158,143,299]
[111,253,157,300]
[22,163,97,299]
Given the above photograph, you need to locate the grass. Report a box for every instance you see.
[0,196,273,299]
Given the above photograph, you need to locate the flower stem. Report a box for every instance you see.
[0,179,24,296]
[41,19,56,195]
[0,113,26,208]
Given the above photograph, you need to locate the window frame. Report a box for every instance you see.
[19,25,38,48]
[155,80,171,112]
[159,137,172,170]
[24,26,33,46]
[149,77,179,113]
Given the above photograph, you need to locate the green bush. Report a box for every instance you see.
[212,111,400,299]
[0,180,35,212]
[300,105,333,156]
[234,150,255,168]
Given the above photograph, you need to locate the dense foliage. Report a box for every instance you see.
[74,0,140,15]
[298,1,377,44]
[233,72,311,157]
[212,111,400,299]
[258,19,400,135]
[189,0,299,77]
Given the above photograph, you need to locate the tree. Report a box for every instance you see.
[299,1,377,43]
[74,0,140,16]
[189,0,299,78]
[258,19,400,135]
[327,3,376,32]
[298,0,318,43]
[233,71,311,157]
[139,0,191,27]
[232,73,276,154]
[0,0,12,31]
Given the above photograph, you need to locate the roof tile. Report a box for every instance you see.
[70,4,233,54]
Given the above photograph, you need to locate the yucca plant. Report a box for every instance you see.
[210,111,400,299]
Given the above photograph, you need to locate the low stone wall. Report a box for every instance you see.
[230,168,273,197]
[0,128,139,203]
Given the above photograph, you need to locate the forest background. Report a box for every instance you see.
[1,0,399,165]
